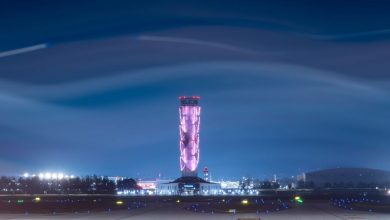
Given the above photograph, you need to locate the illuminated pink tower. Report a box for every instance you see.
[179,96,201,177]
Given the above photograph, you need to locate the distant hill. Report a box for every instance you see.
[299,168,390,188]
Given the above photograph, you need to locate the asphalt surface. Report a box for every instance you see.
[0,202,388,220]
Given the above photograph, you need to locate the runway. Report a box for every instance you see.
[0,202,388,220]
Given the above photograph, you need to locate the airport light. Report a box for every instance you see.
[241,199,249,205]
[228,209,236,213]
[116,200,124,205]
[176,199,180,203]
[51,173,58,179]
[34,197,41,202]
[26,172,72,180]
[45,172,51,180]
[294,196,303,204]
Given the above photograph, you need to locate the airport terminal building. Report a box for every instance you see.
[157,176,221,195]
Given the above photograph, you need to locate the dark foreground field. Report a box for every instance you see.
[0,195,389,219]
[0,195,294,214]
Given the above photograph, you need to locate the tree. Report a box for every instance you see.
[117,178,138,191]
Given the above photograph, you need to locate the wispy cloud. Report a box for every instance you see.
[300,29,390,41]
[0,61,389,175]
[138,35,256,54]
[0,43,49,58]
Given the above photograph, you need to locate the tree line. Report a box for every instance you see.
[0,175,139,194]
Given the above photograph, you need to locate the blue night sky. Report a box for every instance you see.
[0,0,390,179]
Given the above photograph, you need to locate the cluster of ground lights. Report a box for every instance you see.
[331,197,390,213]
[0,196,305,214]
[0,196,148,214]
[183,197,296,214]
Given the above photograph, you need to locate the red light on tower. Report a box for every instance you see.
[203,167,209,181]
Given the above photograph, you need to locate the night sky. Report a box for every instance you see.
[1,0,390,179]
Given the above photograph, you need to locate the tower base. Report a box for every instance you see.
[157,176,221,196]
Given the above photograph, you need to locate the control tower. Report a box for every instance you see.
[156,96,221,195]
[179,96,201,177]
